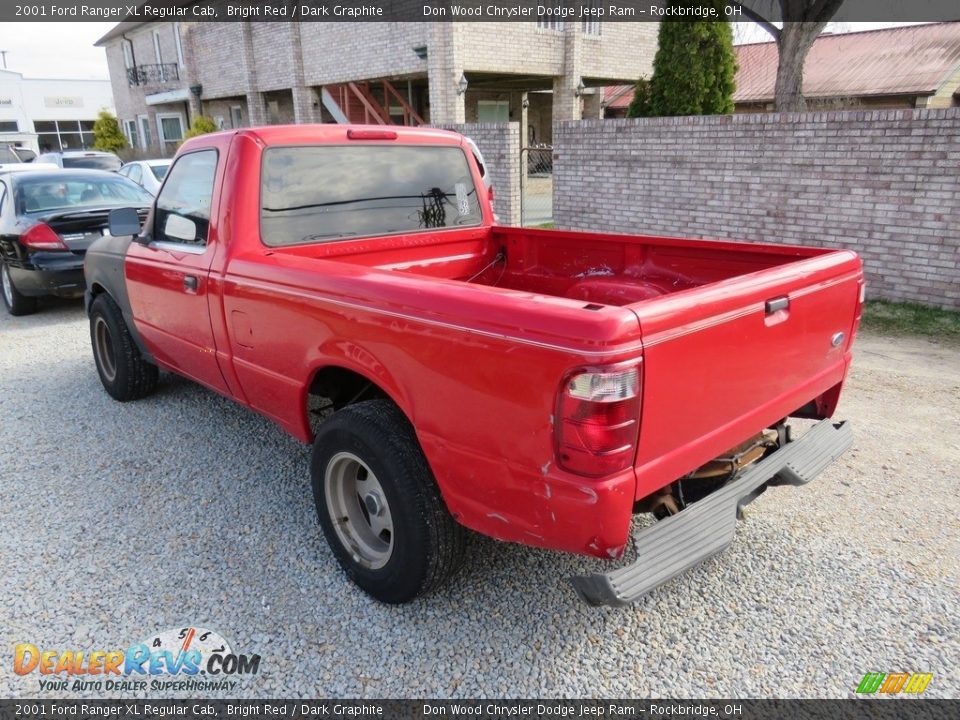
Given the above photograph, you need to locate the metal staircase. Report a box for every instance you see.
[321,80,424,126]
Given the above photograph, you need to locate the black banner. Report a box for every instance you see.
[1,700,959,720]
[3,0,960,23]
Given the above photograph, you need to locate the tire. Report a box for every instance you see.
[311,399,468,603]
[89,293,158,402]
[1,262,38,316]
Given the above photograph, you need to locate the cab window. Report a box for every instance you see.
[153,150,217,246]
[260,145,482,246]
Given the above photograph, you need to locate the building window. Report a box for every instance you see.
[157,113,184,152]
[124,119,138,150]
[122,41,133,70]
[0,120,18,132]
[79,120,95,148]
[138,115,151,150]
[582,0,601,34]
[477,100,510,123]
[537,20,564,31]
[174,23,185,67]
[153,30,166,82]
[35,119,96,152]
[230,105,243,129]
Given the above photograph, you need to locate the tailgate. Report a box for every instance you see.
[630,250,862,499]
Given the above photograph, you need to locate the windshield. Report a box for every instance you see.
[17,175,153,214]
[0,146,22,164]
[260,145,483,246]
[62,155,122,171]
[148,164,170,181]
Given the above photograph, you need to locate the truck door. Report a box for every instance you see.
[124,147,229,394]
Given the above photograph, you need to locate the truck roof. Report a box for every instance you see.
[179,124,465,153]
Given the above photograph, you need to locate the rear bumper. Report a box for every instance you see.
[8,253,85,298]
[570,419,853,606]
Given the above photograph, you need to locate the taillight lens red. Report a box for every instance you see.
[21,223,67,250]
[556,366,641,477]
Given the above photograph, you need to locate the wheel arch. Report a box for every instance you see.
[83,238,156,364]
[301,361,414,441]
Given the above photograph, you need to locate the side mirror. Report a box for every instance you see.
[108,207,142,237]
[163,214,197,243]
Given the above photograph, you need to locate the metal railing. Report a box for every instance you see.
[126,63,180,87]
[520,145,554,227]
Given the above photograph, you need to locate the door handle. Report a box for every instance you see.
[765,296,789,314]
[183,275,199,293]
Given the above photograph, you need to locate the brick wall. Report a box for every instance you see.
[433,122,521,227]
[554,109,960,309]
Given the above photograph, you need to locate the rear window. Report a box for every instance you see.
[260,145,482,246]
[63,155,122,171]
[149,164,169,181]
[16,176,152,213]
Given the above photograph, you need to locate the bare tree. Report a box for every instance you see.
[734,1,846,111]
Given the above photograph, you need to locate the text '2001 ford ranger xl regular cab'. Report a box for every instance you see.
[85,125,861,606]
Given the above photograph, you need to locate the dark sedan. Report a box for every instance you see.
[0,169,152,315]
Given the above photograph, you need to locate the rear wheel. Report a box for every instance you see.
[311,399,468,603]
[89,293,158,401]
[1,262,37,316]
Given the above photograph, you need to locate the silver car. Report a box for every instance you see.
[116,159,172,196]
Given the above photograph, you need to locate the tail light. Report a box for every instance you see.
[850,278,865,344]
[21,223,67,250]
[555,366,641,477]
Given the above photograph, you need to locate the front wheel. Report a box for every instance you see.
[89,293,158,401]
[1,262,37,316]
[311,399,468,603]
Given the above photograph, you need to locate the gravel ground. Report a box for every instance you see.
[1,298,958,699]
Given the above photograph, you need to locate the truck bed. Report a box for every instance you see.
[276,225,862,501]
[279,226,821,306]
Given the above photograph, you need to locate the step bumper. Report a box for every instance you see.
[569,420,853,607]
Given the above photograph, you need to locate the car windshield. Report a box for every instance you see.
[62,155,122,171]
[148,163,169,181]
[260,145,483,246]
[16,176,153,213]
[1,146,22,164]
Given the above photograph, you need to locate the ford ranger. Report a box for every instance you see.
[84,125,861,605]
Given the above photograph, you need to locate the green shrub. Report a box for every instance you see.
[92,110,127,153]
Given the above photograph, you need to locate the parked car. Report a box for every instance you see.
[35,150,122,172]
[0,146,57,174]
[0,169,152,315]
[11,147,37,163]
[117,159,171,196]
[87,125,861,605]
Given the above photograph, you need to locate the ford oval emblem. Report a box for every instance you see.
[831,332,846,347]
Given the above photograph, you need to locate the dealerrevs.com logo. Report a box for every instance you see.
[14,627,261,693]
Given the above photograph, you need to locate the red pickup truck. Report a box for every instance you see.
[85,125,860,606]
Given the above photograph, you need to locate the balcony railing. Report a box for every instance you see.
[126,63,180,87]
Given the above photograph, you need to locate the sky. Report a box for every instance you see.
[0,21,941,81]
[0,22,116,80]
